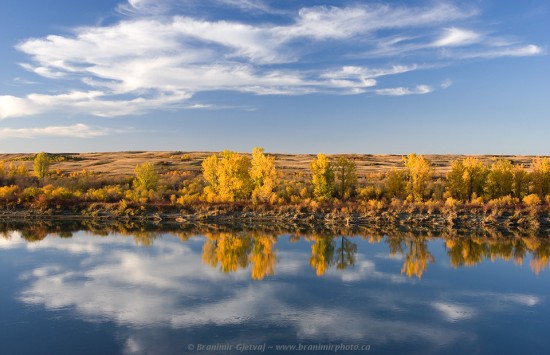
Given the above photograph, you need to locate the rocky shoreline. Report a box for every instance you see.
[1,203,549,231]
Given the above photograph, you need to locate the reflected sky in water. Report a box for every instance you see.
[1,228,549,355]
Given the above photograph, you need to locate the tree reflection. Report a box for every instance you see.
[202,232,252,273]
[309,235,335,276]
[446,238,487,268]
[401,238,435,279]
[250,234,277,280]
[2,221,550,278]
[335,236,357,270]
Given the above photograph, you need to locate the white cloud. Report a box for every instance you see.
[376,85,433,96]
[1,1,541,119]
[434,27,481,47]
[0,123,127,139]
[452,44,543,59]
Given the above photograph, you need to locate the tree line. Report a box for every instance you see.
[0,150,549,208]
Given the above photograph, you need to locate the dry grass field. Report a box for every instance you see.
[0,151,542,179]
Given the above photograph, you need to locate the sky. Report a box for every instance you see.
[0,0,549,154]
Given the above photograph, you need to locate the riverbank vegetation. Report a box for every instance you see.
[0,149,549,224]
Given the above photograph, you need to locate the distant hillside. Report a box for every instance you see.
[0,151,543,178]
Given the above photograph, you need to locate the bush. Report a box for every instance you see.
[445,197,459,208]
[523,194,541,207]
[0,185,18,201]
[85,185,124,202]
[487,195,519,208]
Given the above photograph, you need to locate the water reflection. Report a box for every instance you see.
[1,222,550,278]
[1,222,550,354]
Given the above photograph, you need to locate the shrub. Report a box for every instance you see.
[487,195,519,208]
[0,185,18,201]
[85,185,124,202]
[445,197,459,208]
[523,194,541,207]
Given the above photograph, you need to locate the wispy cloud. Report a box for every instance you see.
[449,44,543,59]
[376,85,433,96]
[441,79,453,89]
[433,27,481,47]
[0,0,542,119]
[0,123,128,138]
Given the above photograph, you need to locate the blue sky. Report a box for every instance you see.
[0,0,548,154]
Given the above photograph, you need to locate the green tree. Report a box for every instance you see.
[310,153,335,202]
[250,147,278,203]
[384,169,407,199]
[446,157,488,201]
[485,159,513,199]
[403,153,431,202]
[531,157,550,198]
[512,164,529,200]
[134,162,159,190]
[333,156,357,200]
[33,152,50,179]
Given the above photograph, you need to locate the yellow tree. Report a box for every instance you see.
[485,159,513,199]
[446,157,488,201]
[33,152,51,179]
[512,164,530,200]
[134,162,159,190]
[403,153,431,202]
[311,153,335,202]
[201,151,252,202]
[250,147,278,203]
[531,157,550,198]
[333,156,357,200]
[202,154,220,200]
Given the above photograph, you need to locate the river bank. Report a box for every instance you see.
[1,202,549,231]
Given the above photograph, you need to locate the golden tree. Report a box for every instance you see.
[446,157,488,201]
[311,153,335,202]
[134,162,159,190]
[485,159,513,199]
[33,152,50,179]
[250,147,278,203]
[531,157,550,198]
[202,154,220,200]
[202,151,252,202]
[403,153,431,202]
[333,156,357,200]
[512,164,530,200]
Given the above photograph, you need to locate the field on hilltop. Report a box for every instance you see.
[0,151,541,179]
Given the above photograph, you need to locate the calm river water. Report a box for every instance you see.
[1,224,549,354]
